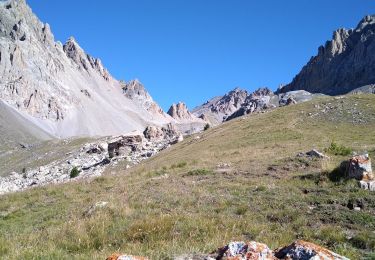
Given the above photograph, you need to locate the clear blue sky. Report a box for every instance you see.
[28,0,375,111]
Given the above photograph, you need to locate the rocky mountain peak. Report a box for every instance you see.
[279,14,375,95]
[121,79,167,118]
[167,102,195,121]
[356,14,375,31]
[63,37,110,81]
[211,87,248,114]
[250,87,273,97]
[122,79,151,100]
[0,0,184,137]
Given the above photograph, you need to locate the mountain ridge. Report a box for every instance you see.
[279,14,375,95]
[0,0,205,139]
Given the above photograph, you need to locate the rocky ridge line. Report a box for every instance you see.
[279,15,375,95]
[193,87,320,125]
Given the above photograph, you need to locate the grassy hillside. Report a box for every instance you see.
[1,95,375,259]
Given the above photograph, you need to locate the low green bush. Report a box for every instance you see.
[184,168,213,176]
[70,167,80,178]
[325,142,353,156]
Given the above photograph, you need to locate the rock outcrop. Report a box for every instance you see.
[214,241,276,259]
[347,154,375,191]
[0,0,171,138]
[192,88,250,125]
[143,123,181,142]
[106,254,148,260]
[348,154,373,180]
[109,240,349,260]
[193,87,316,124]
[167,102,197,121]
[0,126,184,195]
[225,87,277,121]
[279,15,375,95]
[274,240,349,260]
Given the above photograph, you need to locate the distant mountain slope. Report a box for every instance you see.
[0,0,173,138]
[0,99,52,148]
[192,88,250,124]
[192,87,317,124]
[280,15,375,95]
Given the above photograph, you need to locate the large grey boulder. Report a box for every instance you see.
[275,240,349,260]
[108,135,143,158]
[143,123,181,142]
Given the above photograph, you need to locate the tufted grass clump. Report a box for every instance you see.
[184,168,213,176]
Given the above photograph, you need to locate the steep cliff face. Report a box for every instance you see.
[280,15,375,95]
[0,0,172,138]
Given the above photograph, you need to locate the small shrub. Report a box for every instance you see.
[235,205,248,215]
[171,161,187,169]
[70,167,80,178]
[184,168,213,176]
[254,185,267,192]
[325,142,353,156]
[148,168,167,177]
[204,123,210,131]
[350,232,375,250]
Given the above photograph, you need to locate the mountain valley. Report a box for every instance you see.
[0,0,375,259]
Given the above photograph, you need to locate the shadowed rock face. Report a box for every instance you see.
[280,15,375,95]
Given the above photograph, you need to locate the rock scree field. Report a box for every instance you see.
[1,94,375,259]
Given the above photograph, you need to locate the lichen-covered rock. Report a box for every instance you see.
[214,241,276,260]
[348,154,373,181]
[106,254,148,260]
[274,240,349,260]
[174,255,214,260]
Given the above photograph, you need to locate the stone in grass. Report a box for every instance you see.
[106,254,148,260]
[274,240,349,260]
[214,241,276,259]
[306,149,329,159]
[83,201,108,217]
[359,180,375,191]
[348,154,374,181]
